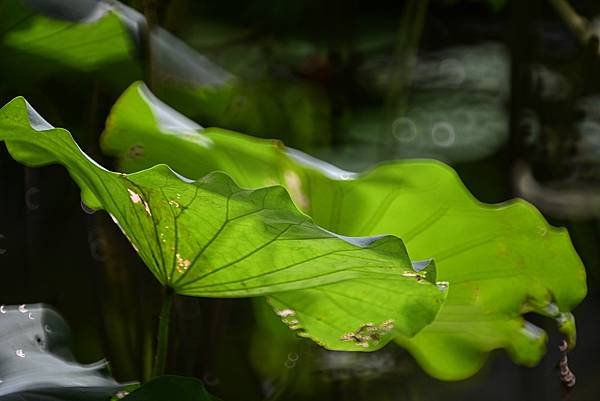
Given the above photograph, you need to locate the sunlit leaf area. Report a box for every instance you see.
[0,0,597,400]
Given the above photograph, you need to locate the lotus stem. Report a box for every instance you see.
[152,287,174,377]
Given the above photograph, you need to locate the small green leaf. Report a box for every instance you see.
[0,96,445,352]
[119,376,219,401]
[100,82,587,379]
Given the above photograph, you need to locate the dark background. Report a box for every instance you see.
[1,0,599,400]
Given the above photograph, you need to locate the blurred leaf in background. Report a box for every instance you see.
[0,0,139,89]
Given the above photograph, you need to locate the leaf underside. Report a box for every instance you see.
[0,96,445,353]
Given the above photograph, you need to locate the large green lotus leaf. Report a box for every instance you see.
[0,97,446,352]
[100,82,587,379]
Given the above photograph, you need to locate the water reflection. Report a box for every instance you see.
[321,42,510,168]
[0,304,123,399]
[316,350,396,381]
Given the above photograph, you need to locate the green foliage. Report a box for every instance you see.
[0,96,446,353]
[101,82,587,380]
[0,0,139,87]
[0,0,330,150]
[0,0,588,393]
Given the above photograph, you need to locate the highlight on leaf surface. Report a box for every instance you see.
[0,96,446,353]
[100,82,588,380]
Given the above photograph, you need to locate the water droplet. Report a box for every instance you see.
[168,199,181,208]
[44,324,53,333]
[0,305,6,314]
[285,359,296,369]
[115,391,129,399]
[18,304,28,313]
[28,312,35,320]
[276,309,296,318]
[536,226,548,236]
[431,122,456,147]
[15,349,25,358]
[25,187,40,210]
[392,117,417,142]
[287,353,299,362]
